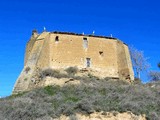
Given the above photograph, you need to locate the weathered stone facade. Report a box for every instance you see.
[12,30,134,94]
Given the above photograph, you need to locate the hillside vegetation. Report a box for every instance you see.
[0,78,160,120]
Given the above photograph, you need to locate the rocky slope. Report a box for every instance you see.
[57,112,146,120]
[0,78,160,120]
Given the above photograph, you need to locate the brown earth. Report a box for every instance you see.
[55,112,146,120]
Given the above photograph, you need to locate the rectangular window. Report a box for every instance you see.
[86,58,91,67]
[55,36,59,42]
[83,37,88,49]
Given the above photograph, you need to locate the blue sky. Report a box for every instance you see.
[0,0,160,97]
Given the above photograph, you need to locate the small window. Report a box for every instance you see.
[83,37,88,49]
[99,51,104,56]
[86,58,91,67]
[55,36,59,42]
[83,37,87,40]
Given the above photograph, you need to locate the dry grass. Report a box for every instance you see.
[0,79,160,120]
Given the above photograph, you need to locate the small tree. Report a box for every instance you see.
[158,62,160,69]
[149,71,160,81]
[149,62,160,81]
[129,46,149,79]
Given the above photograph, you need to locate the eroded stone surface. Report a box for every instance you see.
[13,31,134,94]
[56,112,146,120]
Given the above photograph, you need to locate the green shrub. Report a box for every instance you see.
[104,77,111,81]
[25,66,30,73]
[44,85,60,95]
[133,77,142,84]
[87,73,100,80]
[40,68,67,79]
[0,80,160,120]
[40,68,59,77]
[65,67,78,76]
[149,71,160,81]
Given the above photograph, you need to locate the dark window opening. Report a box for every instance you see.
[55,36,59,42]
[83,37,87,40]
[83,37,88,48]
[99,51,104,56]
[86,58,91,67]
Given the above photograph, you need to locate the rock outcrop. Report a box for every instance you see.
[56,112,146,120]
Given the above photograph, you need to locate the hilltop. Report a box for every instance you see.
[0,77,160,120]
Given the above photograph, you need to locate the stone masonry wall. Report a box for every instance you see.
[13,31,134,94]
[49,33,119,78]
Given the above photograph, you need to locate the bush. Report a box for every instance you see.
[0,80,160,120]
[65,67,78,76]
[158,63,160,68]
[25,66,30,73]
[44,85,60,96]
[87,73,100,80]
[40,68,67,79]
[134,77,142,84]
[149,71,160,81]
[40,68,59,77]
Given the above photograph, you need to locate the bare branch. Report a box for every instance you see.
[149,71,160,81]
[129,46,150,79]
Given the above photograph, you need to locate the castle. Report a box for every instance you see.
[12,30,134,94]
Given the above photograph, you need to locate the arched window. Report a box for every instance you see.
[55,36,59,42]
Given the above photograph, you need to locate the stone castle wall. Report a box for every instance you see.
[48,33,119,77]
[12,31,134,94]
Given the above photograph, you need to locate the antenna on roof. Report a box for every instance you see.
[43,26,46,32]
[92,30,95,35]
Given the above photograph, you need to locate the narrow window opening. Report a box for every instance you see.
[99,51,104,56]
[55,36,59,42]
[86,58,91,67]
[83,37,88,49]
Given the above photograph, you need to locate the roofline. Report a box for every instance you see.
[28,31,128,46]
[50,31,118,40]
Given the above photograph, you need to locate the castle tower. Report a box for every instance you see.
[12,31,134,94]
